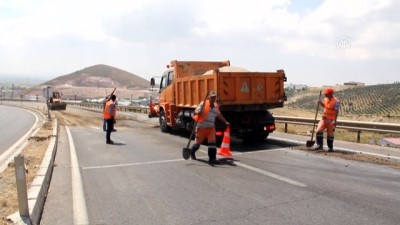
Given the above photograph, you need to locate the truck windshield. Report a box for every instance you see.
[167,71,174,85]
[160,71,174,91]
[160,76,167,91]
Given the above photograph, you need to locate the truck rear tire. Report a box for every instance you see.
[159,111,171,133]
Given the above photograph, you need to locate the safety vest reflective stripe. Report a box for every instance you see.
[323,97,338,120]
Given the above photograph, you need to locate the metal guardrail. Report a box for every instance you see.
[3,99,399,142]
[274,115,400,143]
[67,102,150,114]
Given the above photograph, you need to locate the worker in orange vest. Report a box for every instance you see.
[104,94,117,144]
[191,91,230,165]
[103,95,117,132]
[315,88,340,151]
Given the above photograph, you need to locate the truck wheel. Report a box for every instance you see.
[159,111,171,133]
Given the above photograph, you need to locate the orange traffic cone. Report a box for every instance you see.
[218,127,232,156]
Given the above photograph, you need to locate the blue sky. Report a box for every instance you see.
[0,0,399,87]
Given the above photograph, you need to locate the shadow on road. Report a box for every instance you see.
[229,137,302,153]
[110,142,126,146]
[194,158,238,167]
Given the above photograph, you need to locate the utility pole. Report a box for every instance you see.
[45,86,51,121]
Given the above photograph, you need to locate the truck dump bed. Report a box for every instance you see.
[174,63,286,109]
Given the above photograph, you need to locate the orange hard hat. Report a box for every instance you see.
[324,88,334,95]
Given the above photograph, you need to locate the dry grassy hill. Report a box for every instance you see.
[43,64,149,89]
[283,83,400,122]
[23,64,152,99]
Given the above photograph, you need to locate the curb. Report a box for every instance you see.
[269,136,400,161]
[7,118,58,225]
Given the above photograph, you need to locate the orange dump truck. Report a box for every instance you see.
[149,60,287,142]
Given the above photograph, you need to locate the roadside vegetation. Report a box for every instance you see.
[272,82,400,144]
[285,83,400,119]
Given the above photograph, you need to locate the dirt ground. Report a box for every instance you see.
[0,119,53,225]
[1,105,400,224]
[291,145,400,169]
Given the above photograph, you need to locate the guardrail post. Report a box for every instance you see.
[14,155,30,220]
[284,123,288,133]
[357,130,361,143]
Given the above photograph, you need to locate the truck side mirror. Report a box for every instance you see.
[150,78,155,87]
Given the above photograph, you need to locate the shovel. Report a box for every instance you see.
[182,91,210,160]
[306,91,322,147]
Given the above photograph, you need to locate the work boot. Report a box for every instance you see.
[191,144,200,160]
[106,140,114,144]
[208,148,218,165]
[314,132,324,150]
[327,136,334,152]
[208,159,219,165]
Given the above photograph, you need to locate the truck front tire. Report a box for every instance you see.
[159,110,171,133]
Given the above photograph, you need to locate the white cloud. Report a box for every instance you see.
[273,0,399,60]
[0,0,399,86]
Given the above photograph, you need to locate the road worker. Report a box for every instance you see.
[102,95,111,131]
[191,91,230,165]
[104,94,117,144]
[315,88,340,151]
[103,95,117,132]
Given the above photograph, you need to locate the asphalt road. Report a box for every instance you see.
[41,119,400,225]
[0,104,36,155]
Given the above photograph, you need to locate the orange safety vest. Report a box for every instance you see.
[323,97,339,120]
[103,100,116,119]
[193,100,218,122]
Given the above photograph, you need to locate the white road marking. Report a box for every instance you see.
[234,161,307,187]
[82,158,185,170]
[270,136,400,160]
[0,108,39,172]
[338,147,400,160]
[81,144,239,170]
[66,126,89,225]
[82,147,306,187]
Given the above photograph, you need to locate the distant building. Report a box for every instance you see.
[380,138,400,148]
[344,81,365,86]
[284,83,308,91]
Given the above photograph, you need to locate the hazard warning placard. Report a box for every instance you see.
[257,83,263,92]
[240,82,249,93]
